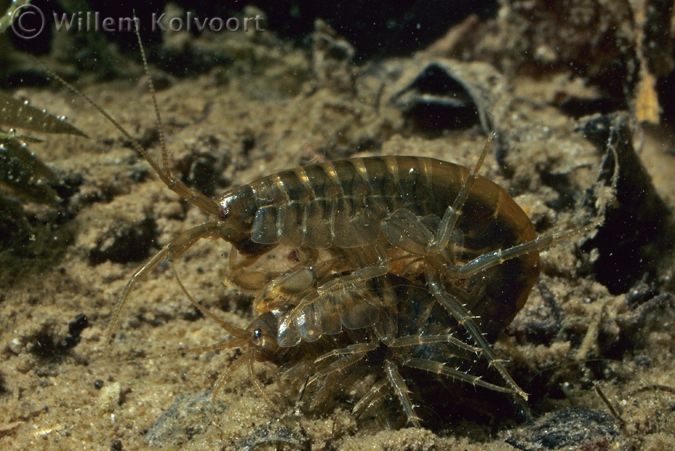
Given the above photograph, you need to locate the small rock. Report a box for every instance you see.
[99,381,121,413]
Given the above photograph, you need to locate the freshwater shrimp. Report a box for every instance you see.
[242,137,603,423]
[175,266,530,428]
[47,25,607,428]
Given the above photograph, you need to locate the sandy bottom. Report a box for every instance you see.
[1,26,675,451]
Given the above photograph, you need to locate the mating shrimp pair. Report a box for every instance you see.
[50,26,604,428]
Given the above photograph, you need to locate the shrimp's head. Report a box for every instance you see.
[217,187,277,256]
[246,312,281,360]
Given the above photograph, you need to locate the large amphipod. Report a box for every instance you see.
[48,28,603,428]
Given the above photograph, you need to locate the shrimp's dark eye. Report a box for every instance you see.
[220,205,230,219]
[253,328,262,340]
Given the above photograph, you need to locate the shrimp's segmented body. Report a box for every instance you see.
[235,154,539,337]
[51,27,604,428]
[107,139,555,420]
[224,151,544,407]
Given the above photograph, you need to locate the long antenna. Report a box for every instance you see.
[32,15,222,217]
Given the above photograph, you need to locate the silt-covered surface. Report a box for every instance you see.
[1,2,675,450]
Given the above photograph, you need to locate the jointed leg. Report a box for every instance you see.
[376,332,482,355]
[211,348,249,414]
[105,221,221,345]
[311,350,423,427]
[445,219,603,279]
[306,352,366,388]
[382,136,492,259]
[384,360,421,428]
[314,341,380,363]
[435,133,492,253]
[426,268,527,400]
[402,357,517,394]
[248,350,276,405]
[352,378,389,418]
